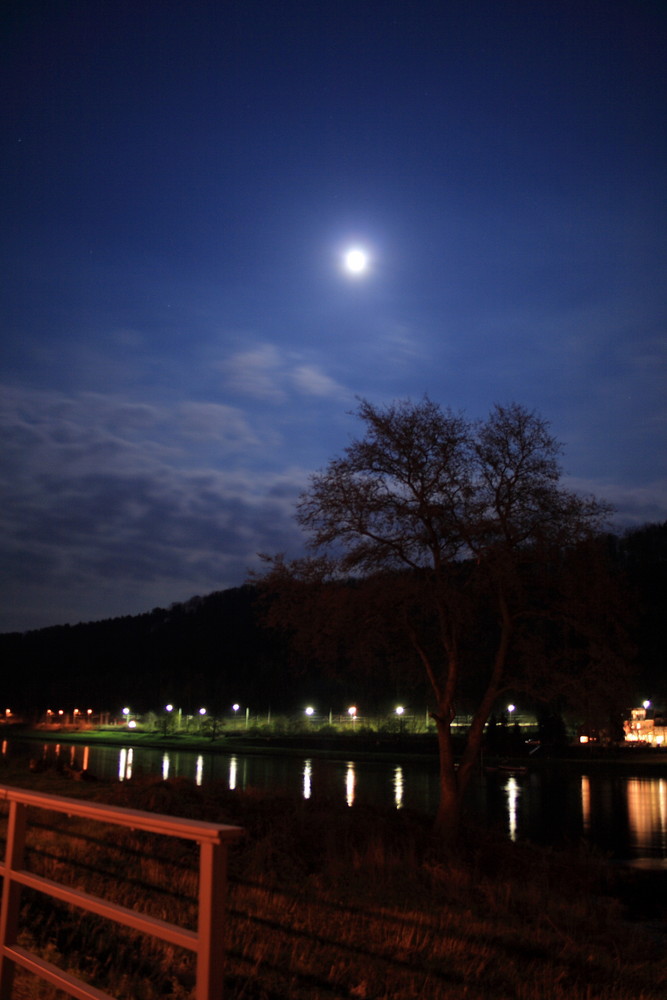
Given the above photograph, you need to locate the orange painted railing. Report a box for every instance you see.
[0,784,243,1000]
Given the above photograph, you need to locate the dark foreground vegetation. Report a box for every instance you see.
[2,761,665,1000]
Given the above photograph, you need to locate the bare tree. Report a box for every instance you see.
[260,397,616,842]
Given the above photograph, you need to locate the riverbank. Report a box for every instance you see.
[7,724,442,762]
[8,723,667,772]
[2,762,666,1000]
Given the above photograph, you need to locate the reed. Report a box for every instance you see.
[1,765,665,1000]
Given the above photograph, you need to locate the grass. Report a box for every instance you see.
[1,760,665,1000]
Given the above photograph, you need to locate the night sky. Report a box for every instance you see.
[2,0,665,633]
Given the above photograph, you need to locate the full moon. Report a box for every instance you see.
[343,247,369,274]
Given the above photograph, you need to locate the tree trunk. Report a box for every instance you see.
[433,713,463,845]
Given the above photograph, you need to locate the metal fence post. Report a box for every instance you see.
[0,786,242,999]
[196,838,229,1000]
[0,799,28,999]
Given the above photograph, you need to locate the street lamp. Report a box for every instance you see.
[348,706,357,725]
[396,704,405,734]
[305,706,315,717]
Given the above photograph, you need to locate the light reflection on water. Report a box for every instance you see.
[345,762,355,807]
[581,775,591,831]
[7,740,667,860]
[626,777,667,852]
[118,747,133,781]
[394,766,404,809]
[505,777,519,841]
[303,759,312,800]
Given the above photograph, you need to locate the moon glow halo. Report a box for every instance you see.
[343,247,369,275]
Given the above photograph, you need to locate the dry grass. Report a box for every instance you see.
[1,765,666,1000]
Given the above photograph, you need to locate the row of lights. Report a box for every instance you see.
[46,709,94,718]
[38,701,525,726]
[80,703,521,722]
[117,704,395,725]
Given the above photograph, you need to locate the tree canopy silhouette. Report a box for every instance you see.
[258,397,627,842]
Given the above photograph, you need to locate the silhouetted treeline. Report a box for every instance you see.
[1,523,665,718]
[0,586,284,716]
[614,522,667,706]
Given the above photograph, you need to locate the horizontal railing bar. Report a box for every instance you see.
[7,868,199,951]
[0,785,244,1000]
[0,784,243,844]
[2,944,117,1000]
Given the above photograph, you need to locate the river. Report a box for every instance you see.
[4,739,667,865]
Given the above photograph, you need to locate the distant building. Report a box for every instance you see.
[624,705,667,745]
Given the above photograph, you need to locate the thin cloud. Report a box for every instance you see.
[220,344,286,402]
[220,342,349,402]
[178,401,260,448]
[290,364,346,398]
[0,384,310,630]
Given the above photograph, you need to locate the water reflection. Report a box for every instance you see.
[627,778,667,851]
[10,739,667,859]
[581,775,591,831]
[345,762,356,807]
[303,759,312,800]
[505,777,519,841]
[394,766,404,809]
[118,747,133,781]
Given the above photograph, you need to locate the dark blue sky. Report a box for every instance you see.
[2,0,666,632]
